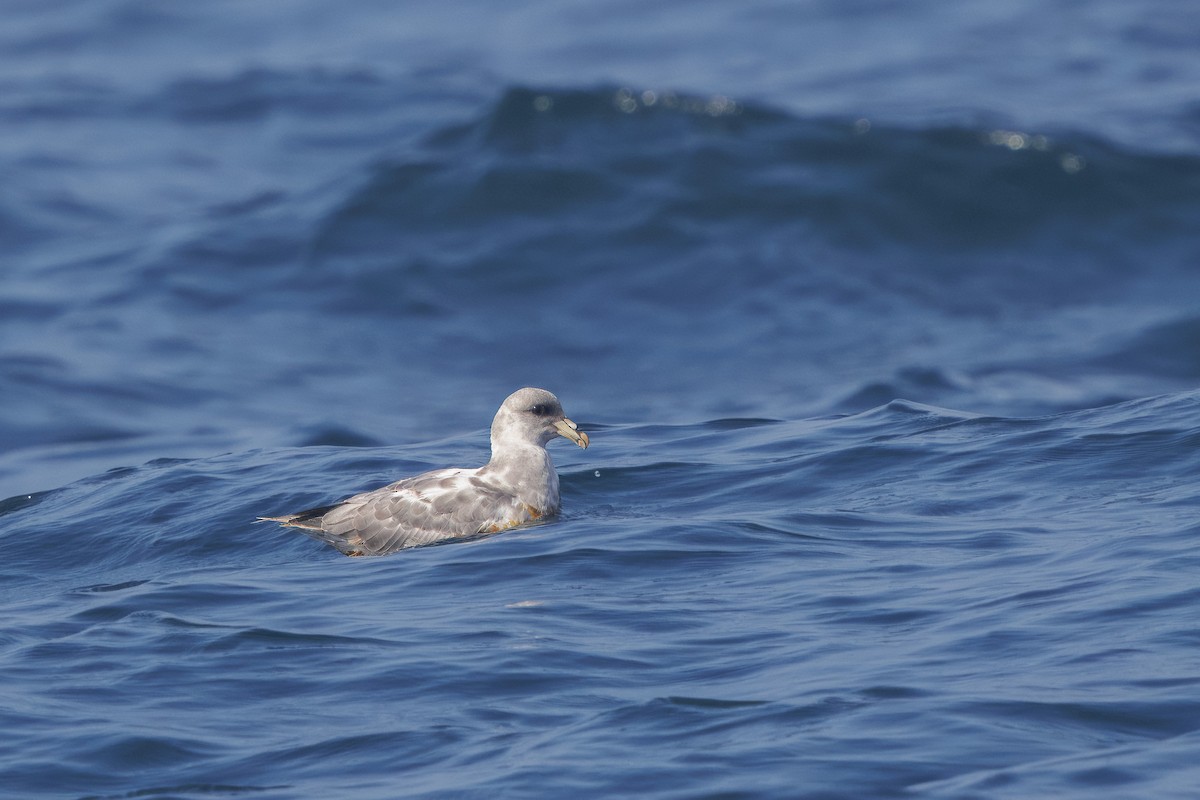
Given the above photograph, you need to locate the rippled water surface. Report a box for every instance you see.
[2,2,1199,798]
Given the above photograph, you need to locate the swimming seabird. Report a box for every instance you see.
[259,387,589,556]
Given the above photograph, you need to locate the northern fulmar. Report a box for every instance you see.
[259,387,589,556]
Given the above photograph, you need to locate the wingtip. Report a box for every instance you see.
[258,512,331,532]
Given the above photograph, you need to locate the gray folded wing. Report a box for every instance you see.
[311,469,517,556]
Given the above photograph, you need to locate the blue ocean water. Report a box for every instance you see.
[2,1,1199,798]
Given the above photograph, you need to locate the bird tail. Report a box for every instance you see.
[258,502,369,556]
[256,503,340,531]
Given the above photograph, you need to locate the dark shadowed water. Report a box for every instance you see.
[2,2,1199,798]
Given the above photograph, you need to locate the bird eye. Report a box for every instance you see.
[530,404,550,416]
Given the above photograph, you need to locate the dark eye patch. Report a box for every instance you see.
[530,404,552,416]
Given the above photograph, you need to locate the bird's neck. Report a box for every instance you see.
[486,438,556,499]
[487,437,550,469]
